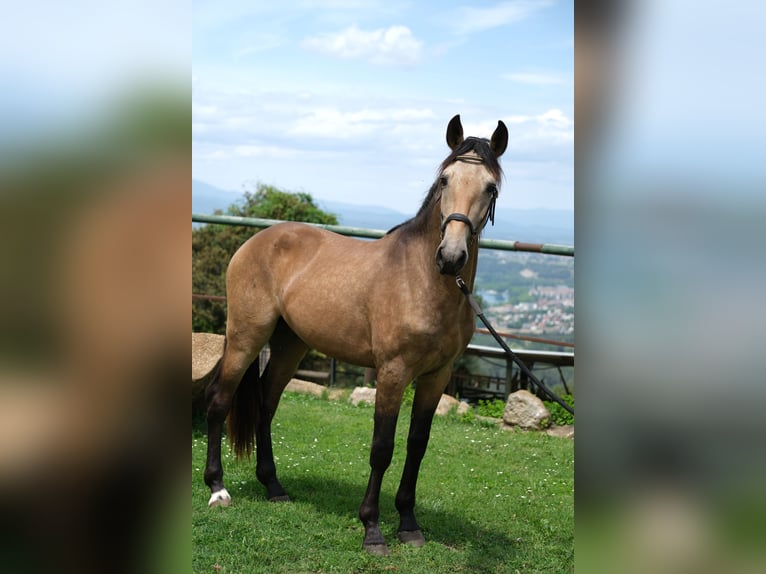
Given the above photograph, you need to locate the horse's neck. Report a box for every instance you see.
[461,241,481,288]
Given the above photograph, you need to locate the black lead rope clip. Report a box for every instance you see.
[454,275,574,416]
[455,276,483,315]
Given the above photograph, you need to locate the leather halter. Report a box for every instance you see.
[439,154,498,237]
[441,212,478,236]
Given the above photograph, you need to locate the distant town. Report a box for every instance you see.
[474,251,574,348]
[485,285,574,337]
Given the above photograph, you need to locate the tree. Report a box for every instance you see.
[192,183,338,333]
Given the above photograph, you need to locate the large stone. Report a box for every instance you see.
[456,401,472,416]
[286,378,326,397]
[502,389,551,430]
[285,378,345,401]
[349,387,377,406]
[435,394,459,415]
[436,394,472,416]
[192,333,225,413]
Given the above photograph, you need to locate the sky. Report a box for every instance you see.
[193,0,573,214]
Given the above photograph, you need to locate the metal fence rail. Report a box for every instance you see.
[191,213,574,257]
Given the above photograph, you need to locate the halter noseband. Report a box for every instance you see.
[441,212,478,236]
[439,154,498,237]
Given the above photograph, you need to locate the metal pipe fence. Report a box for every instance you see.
[191,213,574,257]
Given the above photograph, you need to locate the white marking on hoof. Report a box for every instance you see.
[208,488,231,507]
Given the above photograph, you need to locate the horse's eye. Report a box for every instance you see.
[439,176,448,188]
[486,183,498,197]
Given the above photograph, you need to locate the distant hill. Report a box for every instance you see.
[487,208,573,245]
[192,179,573,245]
[192,179,242,215]
[316,199,408,232]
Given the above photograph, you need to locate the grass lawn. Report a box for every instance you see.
[192,392,573,573]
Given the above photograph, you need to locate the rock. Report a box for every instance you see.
[286,378,326,397]
[192,333,225,413]
[502,390,551,430]
[546,425,574,439]
[285,378,345,400]
[434,395,471,416]
[435,394,459,416]
[349,387,377,406]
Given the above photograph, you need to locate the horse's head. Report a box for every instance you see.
[435,114,508,276]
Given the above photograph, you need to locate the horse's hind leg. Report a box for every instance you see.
[255,319,309,501]
[204,334,266,507]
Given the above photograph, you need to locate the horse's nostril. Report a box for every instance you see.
[435,246,444,265]
[457,250,467,269]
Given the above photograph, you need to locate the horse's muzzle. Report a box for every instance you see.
[435,245,467,276]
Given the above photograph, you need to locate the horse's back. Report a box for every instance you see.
[231,222,381,283]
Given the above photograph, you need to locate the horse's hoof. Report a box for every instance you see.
[363,543,390,556]
[268,494,291,503]
[208,488,231,507]
[398,530,426,547]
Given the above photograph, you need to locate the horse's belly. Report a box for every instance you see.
[280,298,375,368]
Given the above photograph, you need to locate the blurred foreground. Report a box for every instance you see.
[577,1,766,572]
[0,2,189,573]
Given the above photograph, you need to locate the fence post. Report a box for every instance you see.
[505,359,515,395]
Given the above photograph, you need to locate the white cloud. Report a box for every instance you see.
[234,145,300,159]
[301,25,423,65]
[289,107,435,139]
[458,109,572,163]
[505,109,573,154]
[507,109,571,128]
[504,72,567,86]
[446,0,553,35]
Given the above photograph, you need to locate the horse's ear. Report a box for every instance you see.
[490,120,508,157]
[446,114,464,150]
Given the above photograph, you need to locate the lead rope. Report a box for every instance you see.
[455,276,574,415]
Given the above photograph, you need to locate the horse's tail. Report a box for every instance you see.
[227,356,261,459]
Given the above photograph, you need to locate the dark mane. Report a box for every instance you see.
[387,137,503,237]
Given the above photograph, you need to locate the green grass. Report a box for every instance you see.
[193,392,573,573]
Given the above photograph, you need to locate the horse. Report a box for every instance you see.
[204,114,508,555]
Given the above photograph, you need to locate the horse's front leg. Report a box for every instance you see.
[395,368,451,547]
[358,374,407,556]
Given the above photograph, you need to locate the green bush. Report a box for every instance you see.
[544,393,574,426]
[459,408,476,423]
[476,398,505,419]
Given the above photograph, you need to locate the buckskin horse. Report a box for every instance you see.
[204,114,508,555]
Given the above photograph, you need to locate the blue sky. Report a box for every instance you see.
[193,0,573,213]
